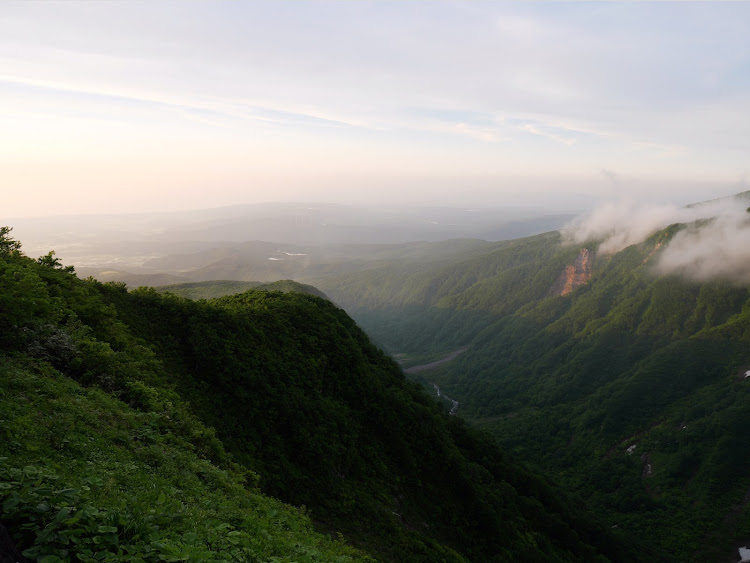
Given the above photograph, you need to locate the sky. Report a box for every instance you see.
[1,1,749,217]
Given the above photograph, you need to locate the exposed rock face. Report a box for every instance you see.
[549,248,593,296]
[642,241,663,264]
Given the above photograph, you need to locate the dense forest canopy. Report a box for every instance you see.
[0,226,636,562]
[314,196,750,561]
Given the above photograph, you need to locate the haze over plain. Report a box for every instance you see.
[2,1,749,220]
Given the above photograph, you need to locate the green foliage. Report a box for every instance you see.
[0,226,632,562]
[320,226,750,560]
[108,287,629,561]
[0,226,22,255]
[153,280,327,301]
[0,357,368,562]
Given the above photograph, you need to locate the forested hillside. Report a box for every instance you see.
[317,199,750,560]
[153,279,328,301]
[0,227,636,562]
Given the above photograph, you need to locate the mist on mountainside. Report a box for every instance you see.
[562,192,750,282]
[654,206,750,282]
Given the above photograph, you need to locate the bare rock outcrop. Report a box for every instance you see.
[549,248,593,296]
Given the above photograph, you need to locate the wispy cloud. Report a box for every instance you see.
[0,74,365,131]
[563,195,750,283]
[1,1,749,215]
[654,207,750,283]
[562,200,692,254]
[521,123,576,146]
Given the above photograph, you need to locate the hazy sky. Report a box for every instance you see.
[2,1,749,217]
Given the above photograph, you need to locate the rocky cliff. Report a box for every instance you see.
[549,247,593,296]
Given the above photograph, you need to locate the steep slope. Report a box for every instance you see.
[0,227,637,562]
[105,286,637,562]
[0,230,368,562]
[319,231,577,353]
[0,356,368,562]
[318,211,750,560]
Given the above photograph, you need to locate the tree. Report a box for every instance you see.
[37,250,75,272]
[0,226,21,255]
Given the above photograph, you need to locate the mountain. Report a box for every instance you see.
[152,279,328,300]
[0,227,636,562]
[0,234,367,562]
[315,195,750,560]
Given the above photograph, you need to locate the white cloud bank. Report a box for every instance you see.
[562,195,750,282]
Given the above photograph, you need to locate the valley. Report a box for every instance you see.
[401,349,467,416]
[3,193,750,561]
[0,225,637,562]
[402,347,469,374]
[5,2,748,560]
[312,193,750,561]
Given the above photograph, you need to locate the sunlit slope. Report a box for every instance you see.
[319,220,750,560]
[0,356,369,562]
[153,279,328,300]
[0,228,637,562]
[0,232,368,561]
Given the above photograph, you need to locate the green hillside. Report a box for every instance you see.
[0,229,366,562]
[153,279,328,301]
[0,357,367,562]
[318,212,750,560]
[0,227,635,562]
